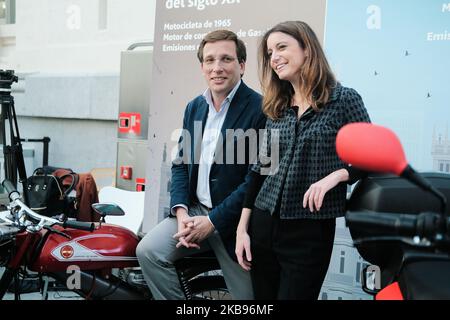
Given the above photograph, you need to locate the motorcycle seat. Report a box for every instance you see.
[98,186,145,234]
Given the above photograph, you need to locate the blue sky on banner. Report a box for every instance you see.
[325,0,449,171]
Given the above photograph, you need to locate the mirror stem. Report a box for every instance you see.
[401,165,447,216]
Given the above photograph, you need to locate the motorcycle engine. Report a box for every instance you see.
[117,268,148,288]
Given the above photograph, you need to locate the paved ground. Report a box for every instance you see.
[1,268,82,300]
[4,291,82,300]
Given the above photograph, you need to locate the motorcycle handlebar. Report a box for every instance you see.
[3,189,95,232]
[63,220,95,232]
[2,180,20,201]
[346,211,447,239]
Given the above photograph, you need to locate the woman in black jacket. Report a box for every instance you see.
[235,21,371,300]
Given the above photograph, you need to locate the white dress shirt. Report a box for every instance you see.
[196,80,241,208]
[171,80,241,215]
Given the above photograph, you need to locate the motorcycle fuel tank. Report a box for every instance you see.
[30,224,140,272]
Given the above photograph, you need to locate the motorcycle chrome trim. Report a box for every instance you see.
[51,234,138,262]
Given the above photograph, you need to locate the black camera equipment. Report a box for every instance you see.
[0,69,28,193]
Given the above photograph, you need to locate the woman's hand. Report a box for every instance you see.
[303,169,349,213]
[235,208,253,271]
[236,230,252,271]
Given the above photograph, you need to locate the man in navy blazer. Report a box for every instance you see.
[136,30,266,300]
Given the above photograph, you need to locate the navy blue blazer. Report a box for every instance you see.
[170,81,266,259]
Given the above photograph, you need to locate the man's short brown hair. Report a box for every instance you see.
[197,30,247,64]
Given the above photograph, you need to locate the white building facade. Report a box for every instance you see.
[0,0,156,173]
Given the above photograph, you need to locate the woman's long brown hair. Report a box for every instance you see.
[259,21,337,120]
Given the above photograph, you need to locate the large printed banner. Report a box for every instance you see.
[144,0,450,300]
[323,0,450,300]
[144,0,326,230]
[325,0,450,172]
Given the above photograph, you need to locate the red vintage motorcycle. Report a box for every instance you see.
[337,123,450,300]
[0,181,228,300]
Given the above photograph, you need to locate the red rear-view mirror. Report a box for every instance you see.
[338,123,447,222]
[336,123,408,176]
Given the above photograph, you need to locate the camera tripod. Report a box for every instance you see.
[0,69,28,193]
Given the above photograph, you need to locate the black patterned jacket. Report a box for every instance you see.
[252,83,371,219]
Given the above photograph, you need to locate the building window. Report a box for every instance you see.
[340,251,345,274]
[321,292,328,300]
[0,1,5,22]
[358,262,370,284]
[98,0,108,30]
[446,164,450,173]
[356,261,361,283]
[440,163,444,172]
[0,0,15,24]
